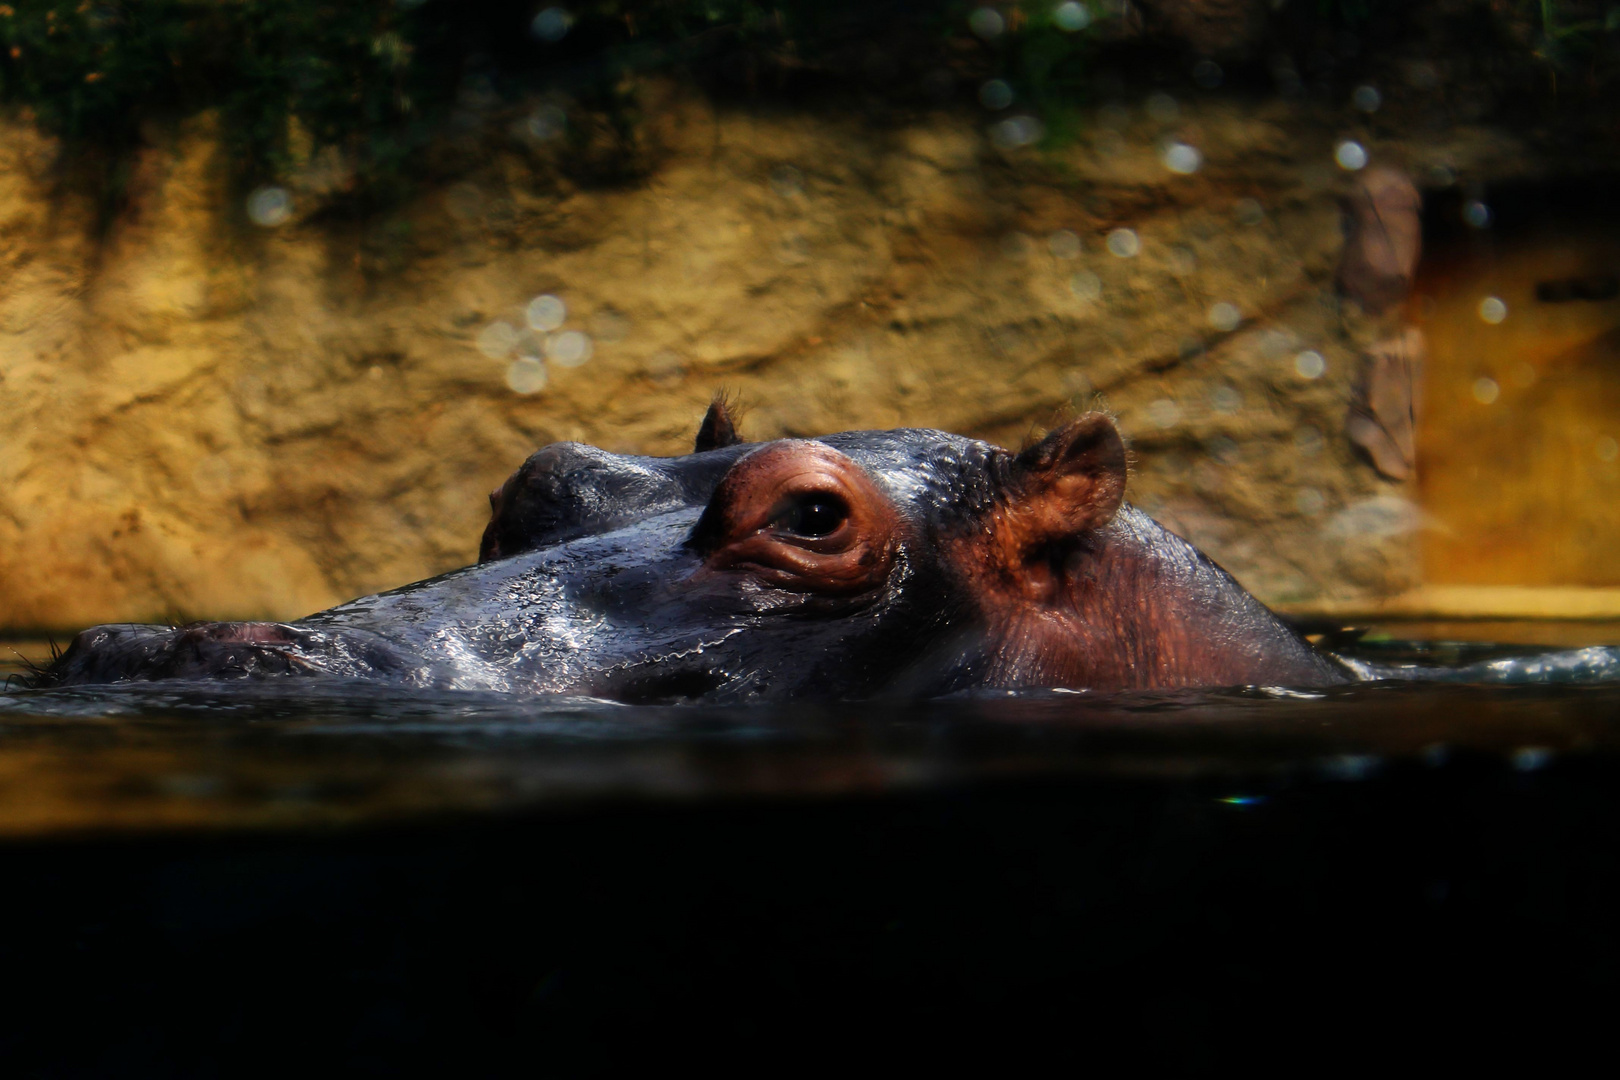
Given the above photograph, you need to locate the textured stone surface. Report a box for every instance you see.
[1338,166,1423,317]
[0,89,1549,628]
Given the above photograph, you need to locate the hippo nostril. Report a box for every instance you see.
[185,622,299,646]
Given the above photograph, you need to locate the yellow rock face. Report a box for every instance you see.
[6,91,1526,629]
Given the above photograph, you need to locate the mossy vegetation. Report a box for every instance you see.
[0,0,1615,209]
[0,3,428,170]
[0,1,1099,197]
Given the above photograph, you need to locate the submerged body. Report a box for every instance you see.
[47,408,1347,700]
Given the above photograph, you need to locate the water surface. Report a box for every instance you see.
[4,630,1619,1073]
[4,626,1619,835]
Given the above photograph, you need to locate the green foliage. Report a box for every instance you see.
[977,2,1100,148]
[0,1,432,186]
[0,0,1113,192]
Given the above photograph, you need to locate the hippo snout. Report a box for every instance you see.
[45,621,434,688]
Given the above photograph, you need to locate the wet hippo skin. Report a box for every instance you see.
[45,401,1346,699]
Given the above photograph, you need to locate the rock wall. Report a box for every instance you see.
[0,85,1546,629]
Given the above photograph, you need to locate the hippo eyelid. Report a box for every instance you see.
[687,441,903,595]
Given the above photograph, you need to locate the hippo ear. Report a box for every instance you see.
[1002,413,1127,546]
[694,397,744,453]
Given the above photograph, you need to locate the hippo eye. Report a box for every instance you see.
[772,492,849,538]
[691,440,899,595]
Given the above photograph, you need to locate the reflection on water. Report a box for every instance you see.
[4,627,1620,835]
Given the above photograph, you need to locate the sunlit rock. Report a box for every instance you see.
[1337,166,1421,315]
[1347,328,1425,481]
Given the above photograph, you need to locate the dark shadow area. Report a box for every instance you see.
[1424,175,1620,245]
[1,758,1616,1075]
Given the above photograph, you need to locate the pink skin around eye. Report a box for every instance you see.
[694,442,904,595]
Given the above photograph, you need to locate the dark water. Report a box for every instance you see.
[2,641,1619,1072]
[0,642,1617,833]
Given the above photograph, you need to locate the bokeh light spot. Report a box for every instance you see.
[1324,754,1380,781]
[1053,1,1091,31]
[1161,141,1202,174]
[1106,228,1140,257]
[990,115,1045,149]
[1511,746,1553,772]
[526,104,566,141]
[1069,270,1103,301]
[527,294,567,332]
[1351,85,1382,112]
[1597,437,1619,463]
[1472,376,1500,404]
[246,186,292,227]
[1478,296,1507,324]
[1048,230,1082,259]
[1147,398,1181,428]
[1335,140,1369,171]
[769,164,805,198]
[1145,92,1179,124]
[969,6,1005,39]
[978,79,1013,110]
[505,357,548,394]
[1234,198,1265,226]
[549,330,593,367]
[1258,328,1295,359]
[1295,350,1326,379]
[476,321,519,359]
[1463,201,1492,229]
[531,7,572,42]
[1208,302,1241,332]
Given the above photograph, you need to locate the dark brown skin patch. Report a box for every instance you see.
[694,396,745,453]
[689,441,902,596]
[946,413,1334,691]
[479,478,516,561]
[981,414,1128,603]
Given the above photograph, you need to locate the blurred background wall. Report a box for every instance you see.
[1,0,1618,629]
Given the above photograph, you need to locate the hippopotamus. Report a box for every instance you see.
[40,402,1352,700]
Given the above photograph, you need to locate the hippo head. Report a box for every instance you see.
[43,402,1335,699]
